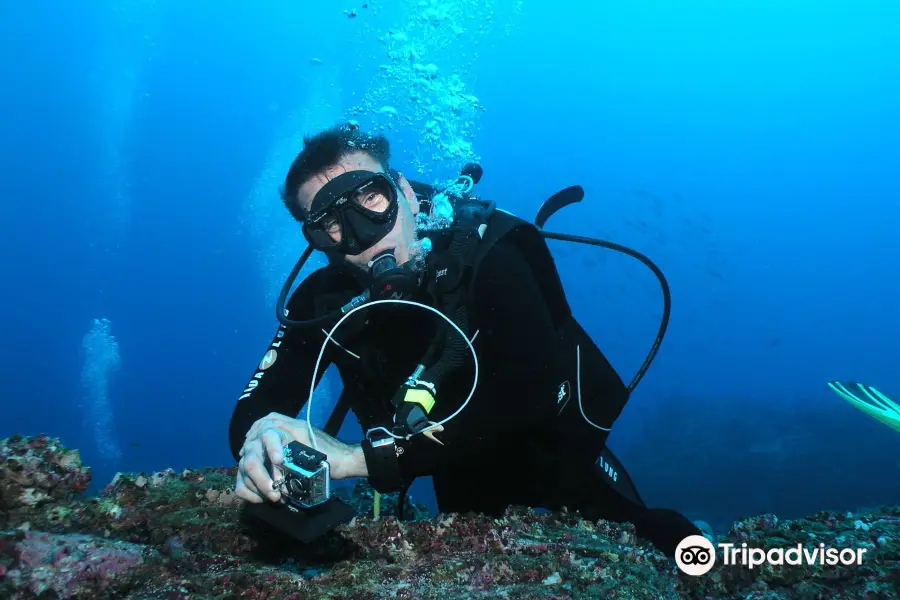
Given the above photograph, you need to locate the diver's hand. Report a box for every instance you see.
[235,415,292,504]
[243,413,366,480]
[235,412,366,504]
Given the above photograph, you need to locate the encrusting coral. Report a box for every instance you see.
[1,434,897,599]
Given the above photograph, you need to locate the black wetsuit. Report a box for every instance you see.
[228,218,700,557]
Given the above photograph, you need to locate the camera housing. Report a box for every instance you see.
[276,441,330,509]
[244,440,354,544]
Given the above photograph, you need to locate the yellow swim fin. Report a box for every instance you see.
[828,381,900,433]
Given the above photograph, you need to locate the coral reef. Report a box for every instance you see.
[1,434,897,599]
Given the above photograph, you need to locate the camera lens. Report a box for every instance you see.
[286,477,309,497]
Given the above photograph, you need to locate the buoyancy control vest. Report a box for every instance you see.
[277,171,671,515]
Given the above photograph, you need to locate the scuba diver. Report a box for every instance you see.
[228,123,703,557]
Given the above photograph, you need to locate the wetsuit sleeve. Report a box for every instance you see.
[227,319,332,461]
[393,238,562,478]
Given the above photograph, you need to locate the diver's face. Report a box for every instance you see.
[296,151,419,270]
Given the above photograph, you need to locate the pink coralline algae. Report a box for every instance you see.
[3,531,146,598]
[1,433,898,599]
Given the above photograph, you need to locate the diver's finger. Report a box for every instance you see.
[237,458,263,498]
[239,437,257,457]
[265,411,294,424]
[246,418,267,440]
[240,437,264,464]
[248,412,288,434]
[235,470,263,503]
[241,438,277,497]
[247,414,305,444]
[265,413,305,436]
[268,416,317,446]
[260,428,286,468]
[244,453,281,503]
[246,414,278,440]
[235,474,260,503]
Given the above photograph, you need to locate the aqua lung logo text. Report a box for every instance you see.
[259,349,278,370]
[239,326,287,400]
[598,454,618,483]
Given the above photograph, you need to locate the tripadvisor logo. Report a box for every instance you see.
[675,535,868,576]
[676,535,717,576]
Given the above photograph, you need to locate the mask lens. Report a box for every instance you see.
[303,172,399,251]
[303,213,342,249]
[319,214,341,238]
[351,176,394,215]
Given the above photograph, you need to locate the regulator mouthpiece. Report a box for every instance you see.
[370,251,398,277]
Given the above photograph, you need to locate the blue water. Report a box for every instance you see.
[2,0,898,533]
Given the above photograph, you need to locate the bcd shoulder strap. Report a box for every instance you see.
[467,208,573,330]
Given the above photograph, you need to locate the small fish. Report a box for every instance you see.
[309,57,324,65]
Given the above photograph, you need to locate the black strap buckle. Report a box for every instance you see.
[361,434,405,493]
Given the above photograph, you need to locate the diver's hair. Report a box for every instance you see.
[280,123,391,222]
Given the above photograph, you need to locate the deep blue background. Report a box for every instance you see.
[2,0,898,533]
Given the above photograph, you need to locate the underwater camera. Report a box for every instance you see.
[273,441,330,509]
[241,442,356,544]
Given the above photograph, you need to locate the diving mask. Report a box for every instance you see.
[302,170,400,255]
